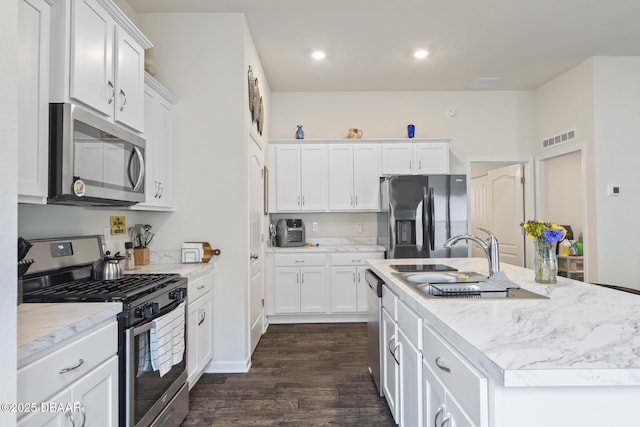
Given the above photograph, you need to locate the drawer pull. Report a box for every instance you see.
[435,356,451,373]
[351,259,362,263]
[295,260,305,263]
[197,284,205,290]
[59,358,84,374]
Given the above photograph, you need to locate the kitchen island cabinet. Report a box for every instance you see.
[367,258,640,427]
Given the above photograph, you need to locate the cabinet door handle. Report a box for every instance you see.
[79,405,86,427]
[120,89,127,111]
[107,81,115,104]
[435,356,451,373]
[351,195,354,206]
[440,413,452,427]
[434,404,445,427]
[297,196,301,206]
[198,308,206,325]
[409,160,412,170]
[154,181,160,198]
[419,160,422,170]
[302,196,305,206]
[297,273,299,284]
[355,195,358,205]
[65,404,86,427]
[65,409,76,427]
[388,335,400,365]
[59,358,84,374]
[158,182,164,199]
[301,273,304,284]
[353,272,356,282]
[393,343,400,365]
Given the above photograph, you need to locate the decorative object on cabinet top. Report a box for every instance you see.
[248,65,255,119]
[347,128,363,139]
[270,137,451,144]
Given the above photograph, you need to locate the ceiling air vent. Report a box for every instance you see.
[542,129,576,149]
[470,77,501,88]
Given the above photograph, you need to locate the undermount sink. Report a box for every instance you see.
[400,271,487,284]
[392,270,548,300]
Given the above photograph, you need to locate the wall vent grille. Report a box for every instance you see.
[542,129,576,149]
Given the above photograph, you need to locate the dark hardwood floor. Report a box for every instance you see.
[182,323,395,426]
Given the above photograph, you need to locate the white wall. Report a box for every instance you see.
[535,59,595,280]
[136,12,269,370]
[592,57,640,289]
[271,91,535,174]
[0,0,18,422]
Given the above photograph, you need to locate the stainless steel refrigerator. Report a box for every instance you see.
[378,175,468,258]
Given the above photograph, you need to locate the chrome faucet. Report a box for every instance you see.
[444,227,500,277]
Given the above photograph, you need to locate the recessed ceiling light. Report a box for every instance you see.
[311,50,326,60]
[413,49,429,59]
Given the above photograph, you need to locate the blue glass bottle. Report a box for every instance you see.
[296,125,304,140]
[407,124,415,138]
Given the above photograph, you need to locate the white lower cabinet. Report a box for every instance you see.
[382,307,399,424]
[18,321,119,426]
[422,324,488,427]
[330,252,384,313]
[267,251,383,320]
[187,271,213,388]
[397,299,423,427]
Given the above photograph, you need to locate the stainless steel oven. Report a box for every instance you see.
[49,103,146,206]
[126,300,188,427]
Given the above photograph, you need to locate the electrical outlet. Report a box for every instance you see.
[357,223,363,233]
[312,222,319,232]
[110,216,126,235]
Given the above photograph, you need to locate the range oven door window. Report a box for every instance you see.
[126,304,187,427]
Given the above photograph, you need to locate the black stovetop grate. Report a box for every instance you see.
[23,273,182,302]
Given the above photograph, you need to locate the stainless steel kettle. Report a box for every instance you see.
[91,251,125,280]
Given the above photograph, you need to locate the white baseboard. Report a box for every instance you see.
[203,357,252,374]
[267,313,367,324]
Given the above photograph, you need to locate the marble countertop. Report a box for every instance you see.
[267,244,385,253]
[367,257,640,388]
[18,303,122,367]
[126,262,214,280]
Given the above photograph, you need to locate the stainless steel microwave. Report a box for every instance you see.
[48,103,146,206]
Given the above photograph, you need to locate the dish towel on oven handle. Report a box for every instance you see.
[149,301,186,377]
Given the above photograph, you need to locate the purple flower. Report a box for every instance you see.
[543,229,564,243]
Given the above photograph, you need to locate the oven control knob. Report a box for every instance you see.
[169,288,186,300]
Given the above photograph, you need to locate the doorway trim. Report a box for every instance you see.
[535,144,589,281]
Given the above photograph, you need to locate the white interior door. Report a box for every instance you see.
[249,134,264,355]
[487,164,525,267]
[469,175,489,259]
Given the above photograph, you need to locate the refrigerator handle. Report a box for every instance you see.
[422,187,429,254]
[429,187,435,250]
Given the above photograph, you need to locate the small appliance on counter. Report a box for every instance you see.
[275,219,305,247]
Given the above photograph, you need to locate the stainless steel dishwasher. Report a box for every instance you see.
[365,269,384,397]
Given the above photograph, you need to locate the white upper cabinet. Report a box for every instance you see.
[271,144,327,212]
[51,0,151,132]
[328,144,380,210]
[132,74,177,211]
[381,140,450,175]
[18,0,51,204]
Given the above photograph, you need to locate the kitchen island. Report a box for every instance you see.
[367,257,640,427]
